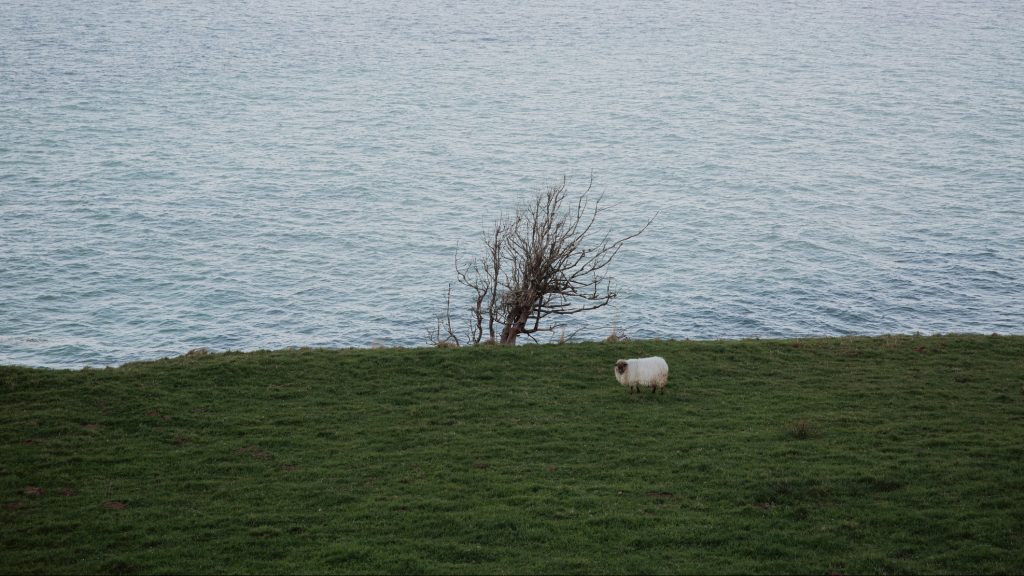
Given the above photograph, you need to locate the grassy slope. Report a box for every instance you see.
[1,335,1023,574]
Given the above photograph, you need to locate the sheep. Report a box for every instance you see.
[614,356,669,394]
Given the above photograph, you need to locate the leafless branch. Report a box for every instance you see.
[436,176,653,345]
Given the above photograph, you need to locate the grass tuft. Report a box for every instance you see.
[604,322,627,343]
[785,419,818,440]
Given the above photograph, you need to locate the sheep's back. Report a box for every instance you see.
[624,356,669,386]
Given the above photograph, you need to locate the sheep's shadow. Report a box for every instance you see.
[620,389,673,401]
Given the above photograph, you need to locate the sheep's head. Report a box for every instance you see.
[615,360,628,375]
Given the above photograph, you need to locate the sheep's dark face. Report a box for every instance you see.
[615,360,628,375]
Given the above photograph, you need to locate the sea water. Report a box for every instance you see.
[2,0,1022,368]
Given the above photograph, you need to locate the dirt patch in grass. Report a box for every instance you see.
[102,501,128,510]
[102,560,141,575]
[236,445,273,460]
[145,410,172,422]
[785,419,818,440]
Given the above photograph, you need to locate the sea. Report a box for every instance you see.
[2,0,1022,368]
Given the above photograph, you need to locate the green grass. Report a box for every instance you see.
[2,334,1023,574]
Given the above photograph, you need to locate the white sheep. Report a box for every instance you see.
[614,356,669,394]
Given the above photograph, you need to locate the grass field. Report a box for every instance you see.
[2,334,1023,574]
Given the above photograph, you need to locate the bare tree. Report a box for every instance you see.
[435,176,653,346]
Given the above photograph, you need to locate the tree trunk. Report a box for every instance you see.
[500,307,534,345]
[499,322,520,345]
